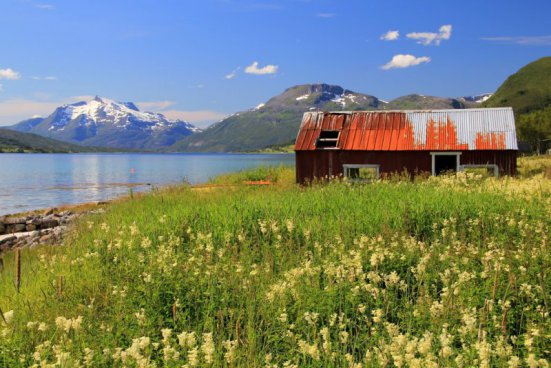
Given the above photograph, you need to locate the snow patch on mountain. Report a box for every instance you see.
[461,93,494,103]
[331,94,346,107]
[331,93,368,108]
[479,95,492,103]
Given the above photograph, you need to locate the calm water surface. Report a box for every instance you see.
[0,153,294,215]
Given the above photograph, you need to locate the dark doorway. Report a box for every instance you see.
[434,155,458,175]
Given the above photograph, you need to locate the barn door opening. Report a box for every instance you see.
[431,153,461,176]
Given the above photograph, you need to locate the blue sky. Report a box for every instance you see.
[0,0,550,127]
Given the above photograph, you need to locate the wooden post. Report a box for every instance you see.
[15,249,21,293]
[0,306,6,324]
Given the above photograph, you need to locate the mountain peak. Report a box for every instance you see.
[263,83,380,111]
[282,83,348,98]
[91,95,133,107]
[10,96,200,150]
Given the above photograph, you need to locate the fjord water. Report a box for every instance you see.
[0,153,294,216]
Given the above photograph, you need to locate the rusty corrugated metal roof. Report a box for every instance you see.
[294,108,517,151]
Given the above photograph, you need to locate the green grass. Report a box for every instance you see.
[0,164,550,367]
[207,165,294,185]
[250,144,295,154]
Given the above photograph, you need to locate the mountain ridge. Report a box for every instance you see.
[170,84,488,152]
[9,96,200,150]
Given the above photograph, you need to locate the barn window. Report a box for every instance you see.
[343,164,380,182]
[316,130,340,149]
[459,164,499,178]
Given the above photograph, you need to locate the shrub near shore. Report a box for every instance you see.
[0,161,550,367]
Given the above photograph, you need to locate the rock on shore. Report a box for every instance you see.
[0,209,81,253]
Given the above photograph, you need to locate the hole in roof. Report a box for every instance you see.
[316,130,339,149]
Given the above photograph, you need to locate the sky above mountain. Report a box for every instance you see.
[0,0,550,127]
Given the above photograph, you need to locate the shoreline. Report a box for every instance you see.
[0,204,108,254]
[0,181,250,254]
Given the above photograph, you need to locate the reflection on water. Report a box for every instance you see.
[0,153,294,215]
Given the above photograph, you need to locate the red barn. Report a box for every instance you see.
[294,108,518,183]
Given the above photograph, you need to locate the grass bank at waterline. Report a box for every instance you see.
[0,161,550,367]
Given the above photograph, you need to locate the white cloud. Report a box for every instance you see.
[407,24,452,46]
[0,68,21,80]
[316,13,336,18]
[35,4,55,9]
[0,84,3,93]
[225,67,241,80]
[245,61,279,75]
[481,35,551,46]
[381,54,431,70]
[380,30,399,41]
[0,98,65,125]
[31,76,57,81]
[137,101,227,127]
[161,110,228,127]
[0,95,101,125]
[136,101,175,111]
[69,95,96,103]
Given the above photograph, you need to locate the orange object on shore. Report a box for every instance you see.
[243,180,272,186]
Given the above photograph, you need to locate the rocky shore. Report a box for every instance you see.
[0,207,99,253]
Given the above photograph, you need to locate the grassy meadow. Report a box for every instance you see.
[0,157,550,367]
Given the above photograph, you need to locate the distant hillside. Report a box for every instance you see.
[384,94,472,110]
[484,57,551,152]
[484,57,551,114]
[10,117,44,132]
[170,84,381,152]
[0,128,122,153]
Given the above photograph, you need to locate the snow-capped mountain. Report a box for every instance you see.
[460,93,494,104]
[10,96,200,150]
